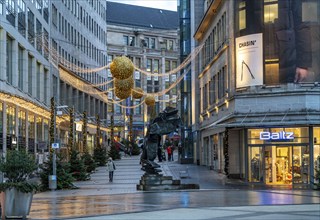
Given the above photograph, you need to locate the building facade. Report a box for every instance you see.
[106,1,180,140]
[0,0,109,162]
[194,0,320,188]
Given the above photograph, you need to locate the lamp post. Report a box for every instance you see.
[49,104,68,190]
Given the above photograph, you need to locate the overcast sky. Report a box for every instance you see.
[107,0,178,11]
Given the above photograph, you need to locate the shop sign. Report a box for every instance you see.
[260,131,294,140]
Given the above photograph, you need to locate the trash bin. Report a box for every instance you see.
[48,175,57,190]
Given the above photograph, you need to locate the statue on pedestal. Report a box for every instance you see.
[140,107,181,174]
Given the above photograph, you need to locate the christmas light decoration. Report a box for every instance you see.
[131,88,144,99]
[110,56,134,80]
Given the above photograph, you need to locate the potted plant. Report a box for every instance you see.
[0,149,38,219]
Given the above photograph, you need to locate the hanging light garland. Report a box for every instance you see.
[40,32,204,110]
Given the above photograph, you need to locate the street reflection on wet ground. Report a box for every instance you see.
[29,189,320,219]
[29,155,320,219]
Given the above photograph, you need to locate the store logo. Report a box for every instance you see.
[239,40,256,48]
[260,131,294,140]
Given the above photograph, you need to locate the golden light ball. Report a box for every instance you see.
[114,88,132,100]
[145,95,155,106]
[114,77,134,91]
[132,87,144,99]
[110,56,134,80]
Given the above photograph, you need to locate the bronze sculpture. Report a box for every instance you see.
[140,107,181,174]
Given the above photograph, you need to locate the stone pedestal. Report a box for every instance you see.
[137,174,199,191]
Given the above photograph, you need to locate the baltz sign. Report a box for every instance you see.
[260,131,294,140]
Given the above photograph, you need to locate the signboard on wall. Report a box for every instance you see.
[236,33,263,88]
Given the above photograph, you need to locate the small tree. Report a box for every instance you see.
[94,147,108,166]
[68,107,75,151]
[0,150,38,193]
[108,141,121,160]
[81,152,96,173]
[131,142,141,156]
[39,153,75,191]
[93,115,108,165]
[69,149,89,181]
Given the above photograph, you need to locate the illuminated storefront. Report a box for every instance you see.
[247,127,319,186]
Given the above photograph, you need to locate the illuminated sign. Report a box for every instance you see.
[260,131,294,140]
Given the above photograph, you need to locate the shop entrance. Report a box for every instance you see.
[264,146,291,184]
[249,145,309,185]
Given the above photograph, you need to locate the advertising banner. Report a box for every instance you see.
[236,33,263,88]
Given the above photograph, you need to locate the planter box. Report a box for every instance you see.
[1,188,33,219]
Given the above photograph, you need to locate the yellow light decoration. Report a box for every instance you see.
[114,88,132,100]
[132,87,144,99]
[114,77,134,91]
[145,95,155,106]
[110,56,134,80]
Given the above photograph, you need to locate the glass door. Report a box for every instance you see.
[264,146,292,184]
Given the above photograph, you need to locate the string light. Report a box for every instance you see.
[38,33,201,109]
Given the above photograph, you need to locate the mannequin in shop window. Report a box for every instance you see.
[251,155,261,181]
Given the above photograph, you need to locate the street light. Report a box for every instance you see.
[49,104,68,190]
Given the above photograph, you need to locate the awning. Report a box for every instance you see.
[200,109,320,130]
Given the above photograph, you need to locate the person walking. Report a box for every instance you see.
[107,157,116,182]
[167,145,172,161]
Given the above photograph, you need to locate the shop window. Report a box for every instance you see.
[314,127,320,183]
[249,147,263,182]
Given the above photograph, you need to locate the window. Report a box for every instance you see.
[6,36,13,84]
[0,1,3,15]
[52,4,58,28]
[123,36,128,45]
[18,46,24,90]
[129,36,135,46]
[6,105,15,135]
[36,0,42,14]
[28,55,33,94]
[43,0,48,22]
[18,110,26,138]
[150,38,155,49]
[36,117,42,141]
[239,1,246,30]
[264,0,278,23]
[146,59,152,72]
[36,62,41,100]
[6,0,15,27]
[168,40,174,50]
[27,8,35,45]
[154,59,159,73]
[17,0,26,37]
[44,68,48,104]
[36,19,42,53]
